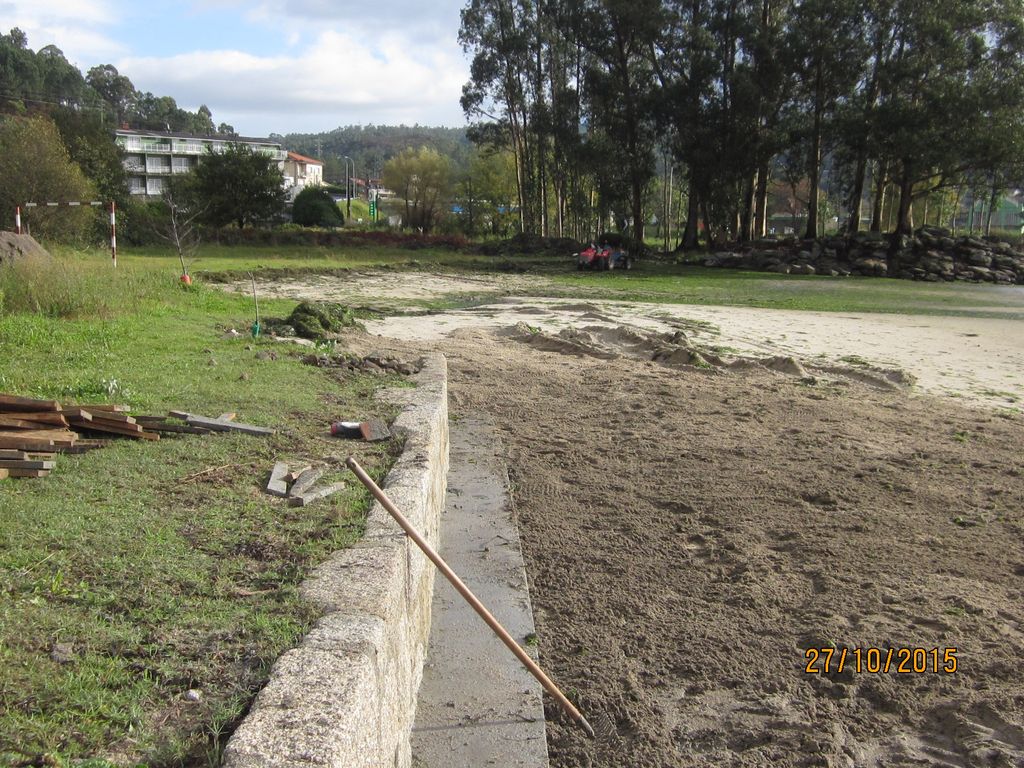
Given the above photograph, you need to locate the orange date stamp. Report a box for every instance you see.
[804,647,958,674]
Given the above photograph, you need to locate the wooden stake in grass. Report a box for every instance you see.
[346,456,596,739]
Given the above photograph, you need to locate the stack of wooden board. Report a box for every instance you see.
[0,394,275,481]
[0,395,83,454]
[0,449,56,478]
[0,394,162,480]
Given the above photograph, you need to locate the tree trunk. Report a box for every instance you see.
[754,160,769,238]
[632,172,645,248]
[893,163,914,237]
[740,173,755,242]
[847,153,868,234]
[870,161,887,232]
[804,65,824,240]
[701,199,714,248]
[682,175,700,249]
[663,165,671,249]
[951,185,963,234]
[986,181,1000,236]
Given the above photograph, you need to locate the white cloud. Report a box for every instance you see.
[117,28,469,134]
[242,0,460,49]
[4,0,125,63]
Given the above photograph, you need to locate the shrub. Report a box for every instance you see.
[291,187,345,228]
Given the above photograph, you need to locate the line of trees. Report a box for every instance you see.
[460,0,1024,247]
[1,28,235,135]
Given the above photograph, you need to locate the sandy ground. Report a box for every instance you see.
[234,271,552,307]
[235,271,1024,410]
[245,272,1024,766]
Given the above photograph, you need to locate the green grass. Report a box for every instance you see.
[121,243,483,278]
[532,264,1023,317]
[0,256,403,766]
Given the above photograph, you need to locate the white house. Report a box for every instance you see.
[282,151,324,200]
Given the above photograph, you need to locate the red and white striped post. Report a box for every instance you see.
[14,206,21,234]
[110,201,117,268]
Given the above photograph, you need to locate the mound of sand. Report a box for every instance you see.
[0,232,51,265]
[507,322,920,394]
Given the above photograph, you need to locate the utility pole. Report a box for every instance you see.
[344,156,354,219]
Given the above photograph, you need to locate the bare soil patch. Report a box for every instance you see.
[439,330,1024,768]
[341,318,1024,768]
[256,271,1024,766]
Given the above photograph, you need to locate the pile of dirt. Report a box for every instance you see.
[263,301,363,340]
[507,321,914,390]
[0,232,51,265]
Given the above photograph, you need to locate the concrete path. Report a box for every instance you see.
[411,416,549,768]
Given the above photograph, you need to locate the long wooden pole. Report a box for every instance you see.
[345,456,595,739]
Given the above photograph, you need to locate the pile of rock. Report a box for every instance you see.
[302,352,422,376]
[702,226,1024,284]
[0,233,51,265]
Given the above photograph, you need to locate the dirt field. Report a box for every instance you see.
[254,273,1024,767]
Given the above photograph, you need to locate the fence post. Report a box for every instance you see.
[110,201,117,268]
[15,206,21,235]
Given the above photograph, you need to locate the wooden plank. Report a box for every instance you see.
[68,418,143,436]
[0,449,30,459]
[137,422,211,435]
[289,482,346,508]
[7,468,51,478]
[0,437,55,451]
[3,412,69,427]
[0,394,61,412]
[0,459,55,470]
[265,462,290,497]
[0,468,8,479]
[65,408,135,424]
[288,468,324,498]
[185,415,275,436]
[73,424,155,440]
[0,416,40,430]
[75,404,130,412]
[0,429,75,448]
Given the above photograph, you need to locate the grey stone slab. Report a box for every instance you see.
[411,416,549,768]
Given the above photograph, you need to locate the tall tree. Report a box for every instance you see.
[786,0,866,239]
[191,143,285,229]
[0,115,95,242]
[86,64,138,123]
[583,0,663,248]
[382,146,452,232]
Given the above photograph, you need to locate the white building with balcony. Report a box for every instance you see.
[282,151,324,200]
[114,128,286,197]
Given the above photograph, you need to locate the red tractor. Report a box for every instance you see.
[576,243,631,271]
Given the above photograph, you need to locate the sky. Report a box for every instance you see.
[4,0,472,136]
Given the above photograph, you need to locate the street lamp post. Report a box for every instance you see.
[343,156,354,219]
